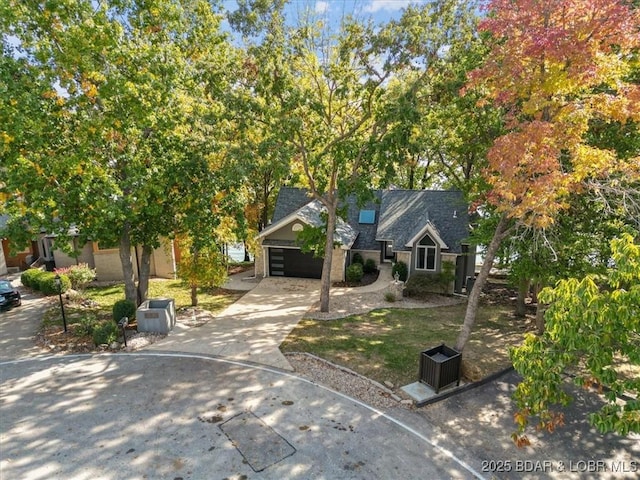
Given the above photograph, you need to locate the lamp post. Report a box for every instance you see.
[54,274,68,333]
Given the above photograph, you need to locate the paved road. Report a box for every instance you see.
[1,353,483,480]
[0,275,486,480]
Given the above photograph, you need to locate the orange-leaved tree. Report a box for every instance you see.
[455,0,640,352]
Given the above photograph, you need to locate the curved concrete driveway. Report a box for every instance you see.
[145,277,321,370]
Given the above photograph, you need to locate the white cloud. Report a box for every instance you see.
[315,1,330,14]
[364,0,421,13]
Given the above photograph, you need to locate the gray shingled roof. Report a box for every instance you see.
[376,190,469,253]
[270,187,469,254]
[271,188,313,224]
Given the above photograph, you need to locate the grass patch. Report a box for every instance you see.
[43,278,244,333]
[281,303,534,387]
[83,278,244,313]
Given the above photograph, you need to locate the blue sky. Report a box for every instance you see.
[223,0,427,32]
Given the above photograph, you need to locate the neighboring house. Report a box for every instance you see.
[48,236,179,282]
[255,187,476,292]
[0,213,177,280]
[0,214,40,273]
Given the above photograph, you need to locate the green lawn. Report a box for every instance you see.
[43,278,245,330]
[281,303,535,387]
[83,278,244,312]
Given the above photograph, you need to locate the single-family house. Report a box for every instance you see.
[255,187,476,292]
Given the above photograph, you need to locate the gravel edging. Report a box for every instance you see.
[285,352,414,411]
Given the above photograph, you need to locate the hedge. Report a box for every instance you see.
[21,269,71,295]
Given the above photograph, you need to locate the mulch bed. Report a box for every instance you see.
[333,270,379,288]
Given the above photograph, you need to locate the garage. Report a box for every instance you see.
[269,248,323,279]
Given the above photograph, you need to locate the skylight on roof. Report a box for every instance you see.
[359,209,376,224]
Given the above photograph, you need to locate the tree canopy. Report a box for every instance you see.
[1,0,239,303]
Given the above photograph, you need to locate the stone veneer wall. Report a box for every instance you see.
[330,248,347,282]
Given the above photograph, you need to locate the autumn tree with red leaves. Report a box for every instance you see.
[455,0,640,353]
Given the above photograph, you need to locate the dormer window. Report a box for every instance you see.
[416,234,437,271]
[359,210,376,224]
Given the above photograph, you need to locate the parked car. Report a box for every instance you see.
[0,280,21,311]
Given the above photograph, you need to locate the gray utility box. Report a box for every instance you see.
[136,298,176,334]
[419,344,462,394]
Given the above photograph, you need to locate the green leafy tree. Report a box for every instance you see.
[511,234,640,441]
[2,0,237,304]
[176,237,227,307]
[246,0,477,312]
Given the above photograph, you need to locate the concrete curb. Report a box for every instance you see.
[415,365,515,408]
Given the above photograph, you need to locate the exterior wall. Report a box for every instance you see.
[52,240,95,269]
[265,220,303,242]
[0,246,6,275]
[152,240,176,279]
[93,248,125,281]
[255,246,265,278]
[396,251,411,279]
[350,249,380,266]
[330,248,347,282]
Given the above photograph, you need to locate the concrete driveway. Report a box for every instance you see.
[145,277,321,370]
[0,274,50,361]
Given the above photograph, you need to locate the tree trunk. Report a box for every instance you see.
[536,303,547,334]
[455,213,512,352]
[190,247,200,307]
[243,241,250,262]
[191,284,198,307]
[119,225,138,304]
[516,277,530,317]
[137,245,152,304]
[319,208,337,313]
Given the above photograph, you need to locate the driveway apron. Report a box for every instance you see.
[145,277,320,370]
[0,274,50,361]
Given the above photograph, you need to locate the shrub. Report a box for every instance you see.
[92,321,118,346]
[392,261,408,282]
[363,258,377,274]
[351,252,364,265]
[21,269,45,289]
[76,314,98,336]
[112,299,136,323]
[55,263,96,290]
[405,263,455,297]
[37,272,71,295]
[346,263,364,283]
[384,291,396,302]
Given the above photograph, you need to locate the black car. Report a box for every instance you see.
[0,280,21,311]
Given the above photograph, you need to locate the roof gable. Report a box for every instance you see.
[259,195,358,249]
[376,190,469,253]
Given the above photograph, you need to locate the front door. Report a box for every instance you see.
[383,241,395,262]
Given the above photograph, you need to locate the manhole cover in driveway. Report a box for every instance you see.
[219,411,296,472]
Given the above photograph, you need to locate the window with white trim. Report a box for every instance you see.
[416,235,437,271]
